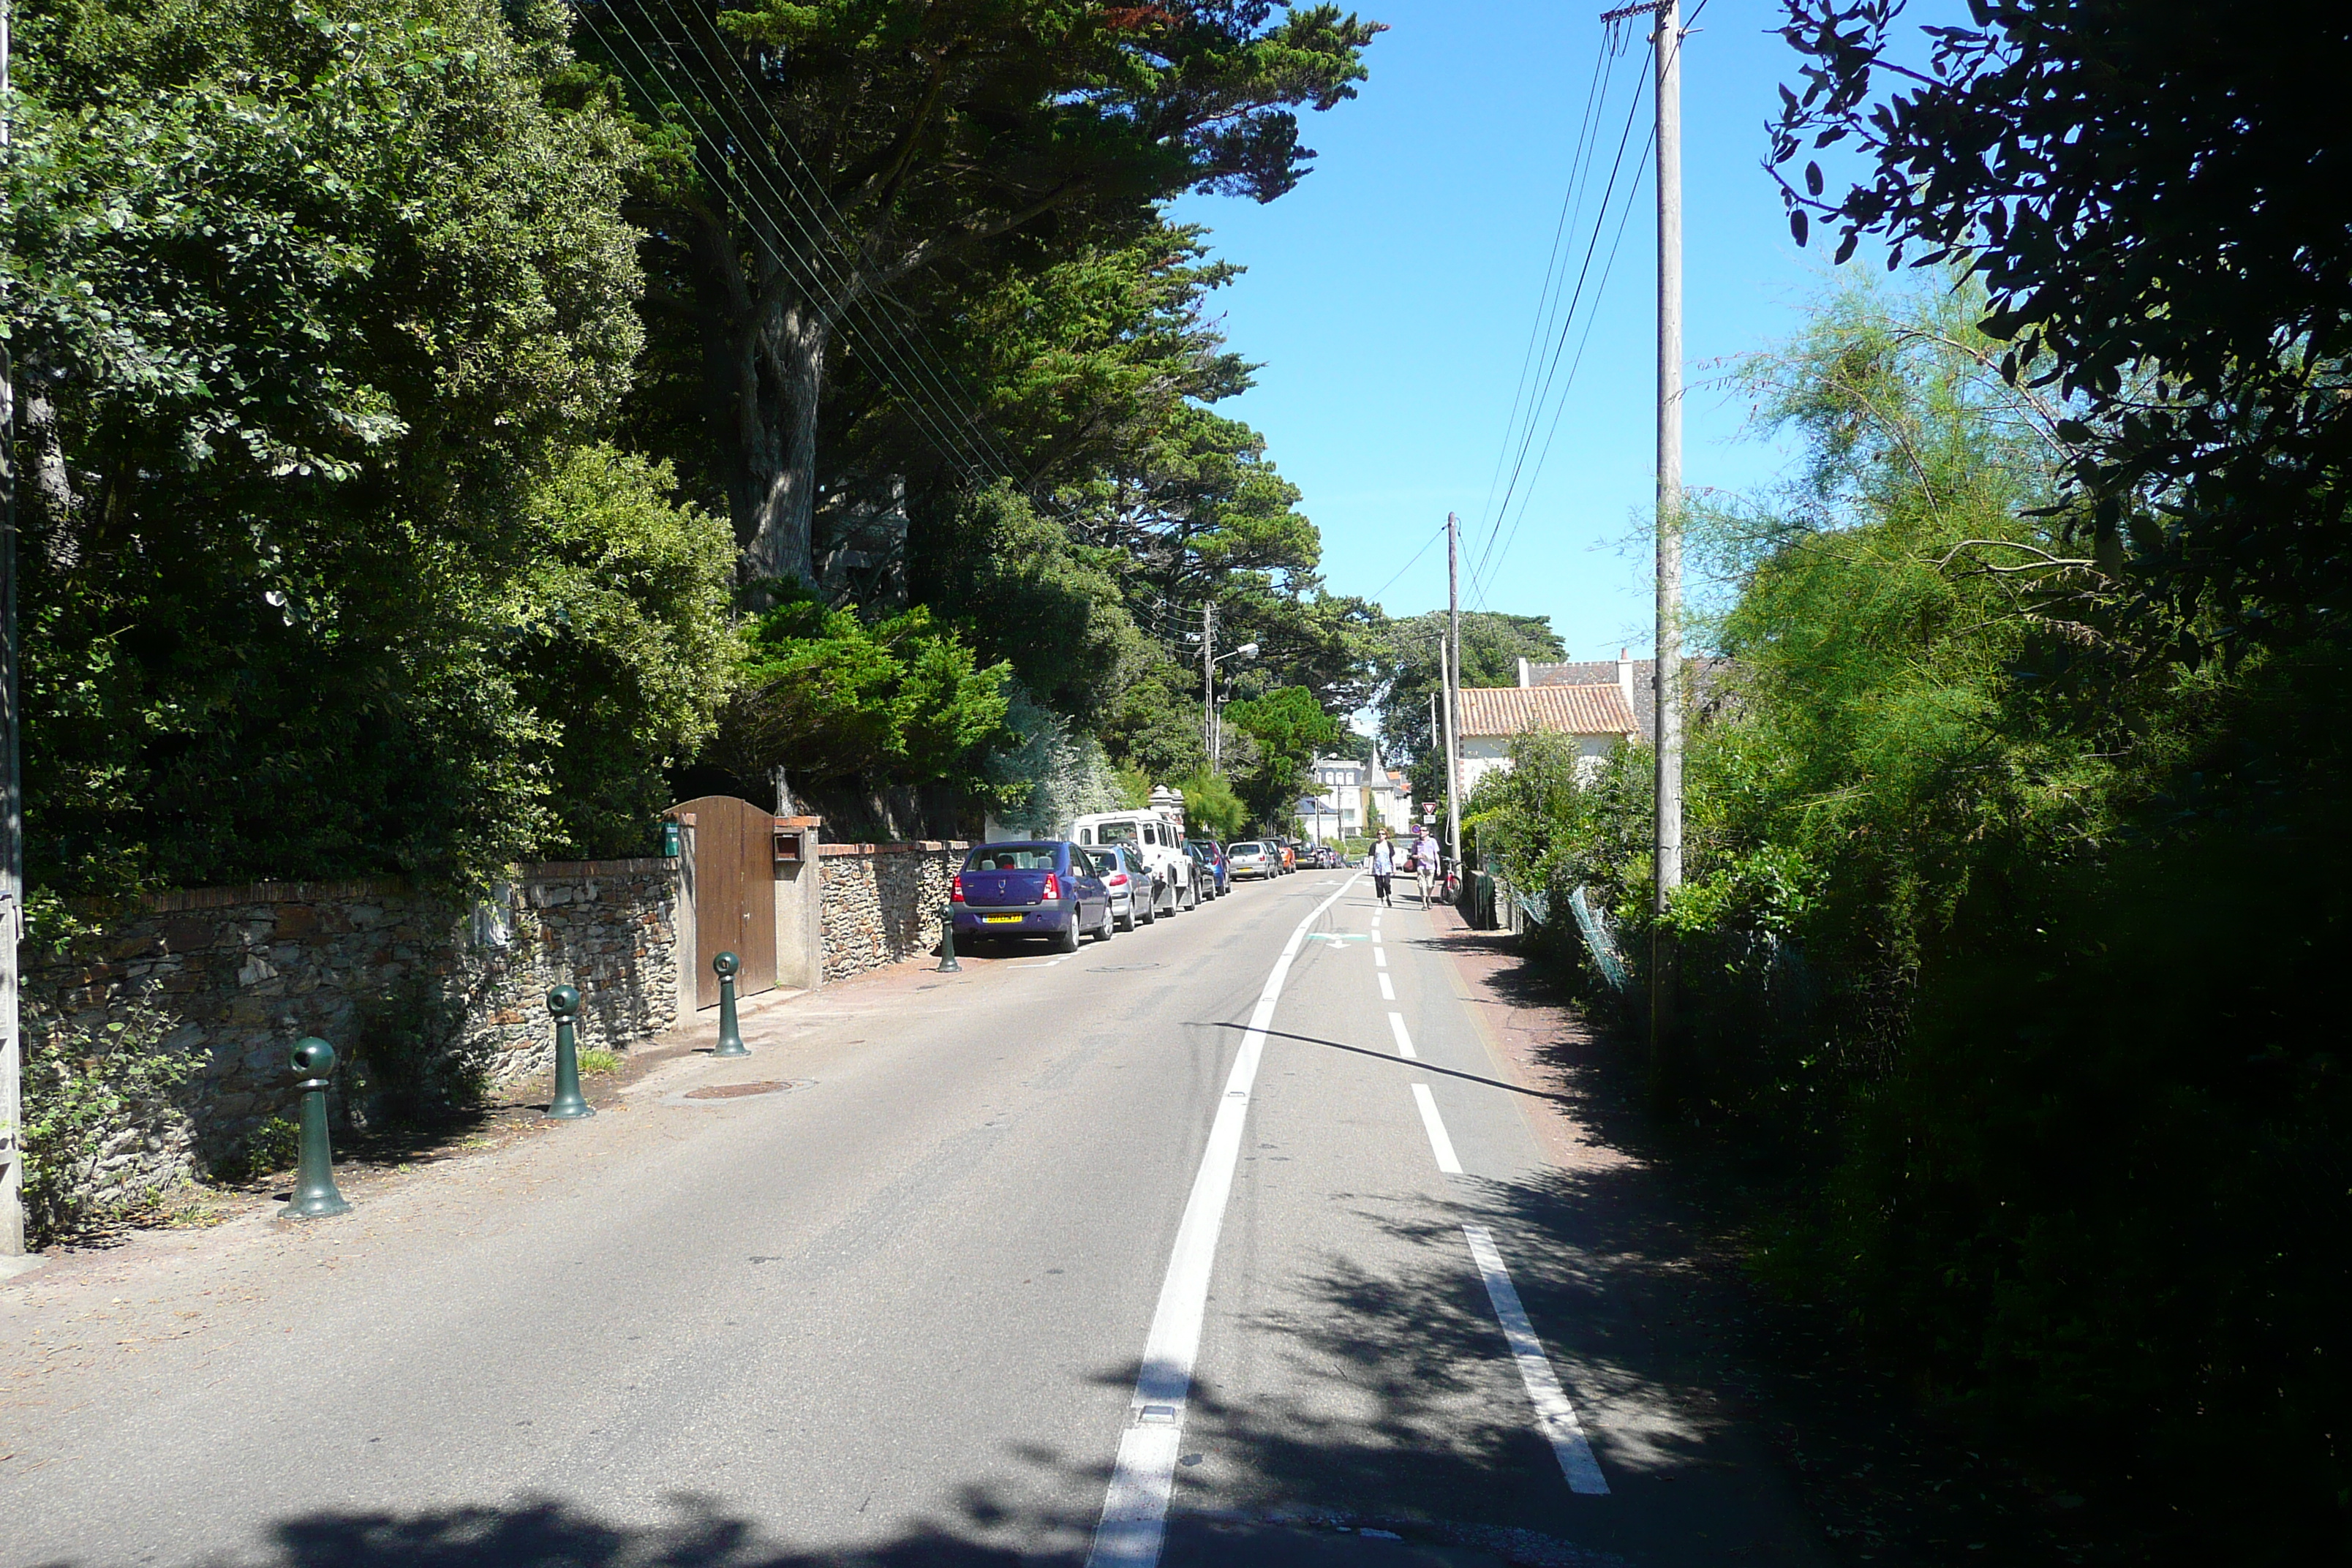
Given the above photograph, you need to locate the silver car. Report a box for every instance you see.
[1226,840,1275,881]
[1092,845,1156,930]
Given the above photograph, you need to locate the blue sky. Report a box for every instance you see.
[1169,0,1962,660]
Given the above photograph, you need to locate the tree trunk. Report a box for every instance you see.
[693,216,828,591]
[744,299,826,587]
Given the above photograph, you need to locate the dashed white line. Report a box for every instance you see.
[1411,1084,1462,1173]
[1376,971,1395,1001]
[1387,1012,1416,1058]
[1462,1224,1610,1496]
[1374,947,1387,968]
[1087,874,1365,1568]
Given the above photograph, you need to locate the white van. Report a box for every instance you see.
[1071,810,1198,915]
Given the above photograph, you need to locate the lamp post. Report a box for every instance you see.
[1207,641,1258,773]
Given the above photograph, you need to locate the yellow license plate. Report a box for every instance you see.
[982,915,1023,924]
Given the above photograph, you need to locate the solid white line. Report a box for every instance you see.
[1377,971,1395,1001]
[1411,1083,1463,1174]
[1461,1224,1610,1496]
[1086,873,1365,1568]
[1388,1011,1416,1059]
[1374,947,1387,968]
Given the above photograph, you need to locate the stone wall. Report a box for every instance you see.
[23,859,679,1203]
[818,841,965,982]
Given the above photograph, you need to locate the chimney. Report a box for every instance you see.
[1517,655,1531,688]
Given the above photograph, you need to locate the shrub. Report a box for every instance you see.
[21,1006,199,1242]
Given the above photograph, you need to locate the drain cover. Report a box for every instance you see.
[685,1080,785,1099]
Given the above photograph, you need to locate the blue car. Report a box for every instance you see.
[952,841,1114,952]
[1185,839,1229,897]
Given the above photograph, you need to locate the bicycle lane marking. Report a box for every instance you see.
[1085,873,1365,1568]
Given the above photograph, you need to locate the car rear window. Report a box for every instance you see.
[1231,842,1262,853]
[965,845,1058,871]
[1092,821,1141,845]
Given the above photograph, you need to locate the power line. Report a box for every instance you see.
[1473,38,1620,538]
[1363,521,1448,610]
[573,2,1006,486]
[1474,125,1656,609]
[1470,48,1651,604]
[632,0,1019,479]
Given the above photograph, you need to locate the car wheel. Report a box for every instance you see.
[1117,902,1135,932]
[1093,903,1115,942]
[1139,890,1156,925]
[1054,914,1081,954]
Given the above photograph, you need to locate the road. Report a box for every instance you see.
[0,871,1823,1567]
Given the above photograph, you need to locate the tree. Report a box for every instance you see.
[1769,0,2352,654]
[1224,684,1343,823]
[590,0,1383,584]
[7,0,706,889]
[1371,610,1564,790]
[719,589,1010,790]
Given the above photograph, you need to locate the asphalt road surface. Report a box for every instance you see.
[0,872,1824,1567]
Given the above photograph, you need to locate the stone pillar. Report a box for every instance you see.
[773,815,823,990]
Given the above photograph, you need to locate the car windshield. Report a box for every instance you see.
[1091,821,1141,845]
[965,845,1058,871]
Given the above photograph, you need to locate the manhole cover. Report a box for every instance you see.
[685,1080,787,1100]
[1088,962,1166,973]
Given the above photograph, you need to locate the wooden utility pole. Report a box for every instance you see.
[1444,512,1462,880]
[1623,0,1684,1097]
[1,0,24,1255]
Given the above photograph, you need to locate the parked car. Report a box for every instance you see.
[1093,844,1155,930]
[952,841,1113,951]
[1278,841,1298,874]
[1182,841,1221,900]
[1071,810,1197,913]
[1226,840,1275,881]
[1187,839,1230,896]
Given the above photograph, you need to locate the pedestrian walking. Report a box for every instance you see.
[1414,825,1441,908]
[1370,832,1395,905]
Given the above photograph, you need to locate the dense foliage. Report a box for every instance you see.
[1472,277,2352,1555]
[594,0,1382,584]
[9,0,732,891]
[1773,0,2352,655]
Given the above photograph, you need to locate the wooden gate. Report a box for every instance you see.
[673,795,777,1008]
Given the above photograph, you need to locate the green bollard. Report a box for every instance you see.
[712,951,748,1058]
[545,985,595,1120]
[284,1037,352,1220]
[936,903,962,973]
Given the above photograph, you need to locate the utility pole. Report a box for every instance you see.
[1602,0,1686,1098]
[1,0,24,1255]
[1444,513,1462,878]
[1201,601,1215,773]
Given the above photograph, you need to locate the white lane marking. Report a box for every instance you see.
[1461,1224,1611,1496]
[1374,948,1387,968]
[1388,1012,1417,1058]
[1087,874,1365,1568]
[1411,1084,1463,1174]
[1377,971,1395,1001]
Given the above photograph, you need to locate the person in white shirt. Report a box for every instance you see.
[1414,828,1441,907]
[1369,832,1395,905]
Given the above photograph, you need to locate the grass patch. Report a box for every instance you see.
[576,1047,623,1077]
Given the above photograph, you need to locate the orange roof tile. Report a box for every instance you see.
[1458,683,1639,739]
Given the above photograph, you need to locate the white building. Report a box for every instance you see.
[1456,683,1640,794]
[1303,755,1369,843]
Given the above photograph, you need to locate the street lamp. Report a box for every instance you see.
[1207,641,1258,773]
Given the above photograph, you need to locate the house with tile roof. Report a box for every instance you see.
[1457,682,1640,794]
